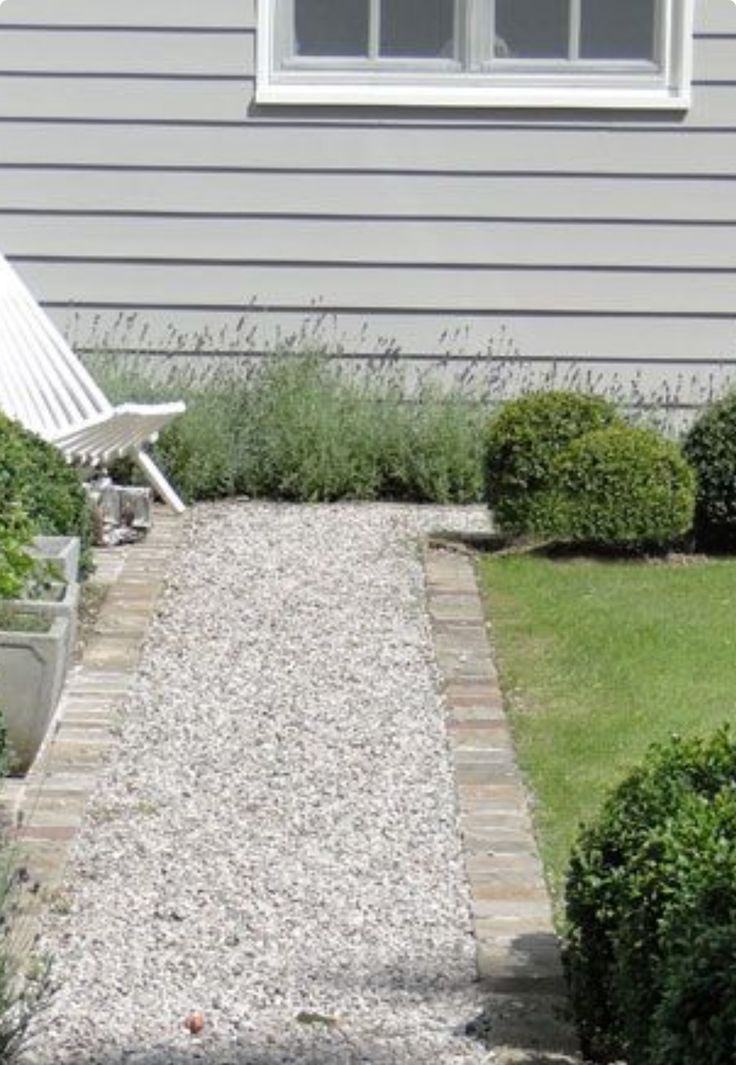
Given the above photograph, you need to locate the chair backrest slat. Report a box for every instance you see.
[0,295,65,434]
[17,272,111,417]
[0,254,112,437]
[4,292,84,434]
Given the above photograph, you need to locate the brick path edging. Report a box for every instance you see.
[2,508,184,953]
[424,543,581,1061]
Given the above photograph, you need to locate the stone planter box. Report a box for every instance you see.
[0,535,82,772]
[0,615,69,773]
[29,535,81,584]
[10,580,80,670]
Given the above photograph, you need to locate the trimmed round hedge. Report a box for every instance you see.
[484,391,620,535]
[565,729,736,1065]
[484,392,694,549]
[0,413,92,575]
[554,425,695,549]
[683,393,736,550]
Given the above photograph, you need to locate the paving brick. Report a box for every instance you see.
[17,825,77,843]
[429,602,486,625]
[92,611,153,638]
[467,851,545,875]
[472,896,553,919]
[82,635,145,671]
[446,681,503,704]
[462,827,540,853]
[67,672,133,694]
[461,811,533,831]
[475,915,558,940]
[448,705,507,725]
[458,782,530,806]
[447,720,515,741]
[452,743,516,761]
[434,625,491,648]
[470,875,550,899]
[455,764,521,786]
[60,716,118,732]
[477,941,567,991]
[31,772,100,794]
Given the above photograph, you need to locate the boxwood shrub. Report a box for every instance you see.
[565,729,736,1064]
[649,897,736,1065]
[683,392,736,550]
[646,799,736,1065]
[483,391,621,535]
[485,393,694,549]
[554,425,695,549]
[0,502,36,600]
[0,413,92,575]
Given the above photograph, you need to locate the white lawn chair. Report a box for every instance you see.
[0,253,186,512]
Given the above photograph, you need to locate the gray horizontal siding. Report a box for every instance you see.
[3,79,736,126]
[4,217,736,269]
[1,124,735,175]
[13,260,736,316]
[697,0,736,34]
[51,308,736,363]
[0,76,253,122]
[1,171,734,220]
[0,0,735,410]
[0,30,255,76]
[0,0,255,29]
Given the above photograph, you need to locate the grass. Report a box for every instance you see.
[478,550,736,904]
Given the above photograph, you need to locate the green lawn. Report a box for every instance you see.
[478,552,736,904]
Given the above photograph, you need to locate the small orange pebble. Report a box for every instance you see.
[184,1012,205,1035]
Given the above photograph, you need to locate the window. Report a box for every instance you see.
[256,0,694,108]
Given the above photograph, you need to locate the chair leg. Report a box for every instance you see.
[133,449,186,513]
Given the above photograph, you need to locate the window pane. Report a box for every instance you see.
[495,0,570,59]
[380,0,455,58]
[294,0,369,57]
[580,0,656,60]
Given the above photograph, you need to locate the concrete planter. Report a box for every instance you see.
[29,535,81,584]
[0,536,81,772]
[11,580,80,669]
[0,615,69,773]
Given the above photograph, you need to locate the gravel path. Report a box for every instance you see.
[24,502,494,1065]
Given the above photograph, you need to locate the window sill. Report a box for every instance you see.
[256,80,691,110]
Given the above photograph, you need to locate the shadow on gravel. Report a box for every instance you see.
[464,931,582,1064]
[20,1032,472,1065]
[18,941,583,1065]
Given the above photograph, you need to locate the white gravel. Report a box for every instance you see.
[24,502,494,1065]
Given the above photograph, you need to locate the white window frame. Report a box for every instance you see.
[256,0,694,109]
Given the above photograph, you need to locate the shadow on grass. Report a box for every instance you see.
[429,526,707,567]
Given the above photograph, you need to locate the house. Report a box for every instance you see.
[0,0,735,418]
